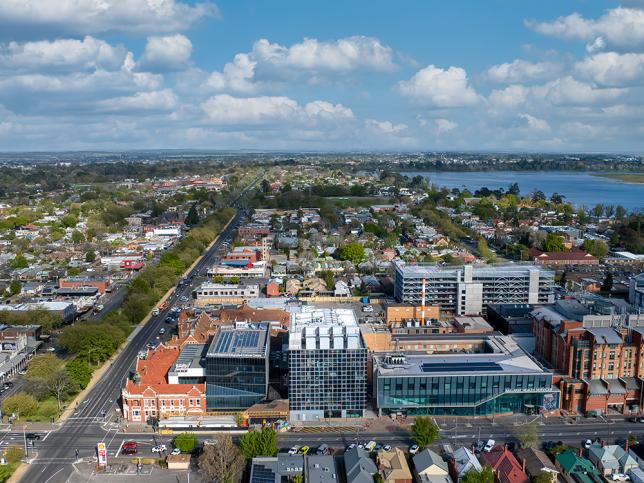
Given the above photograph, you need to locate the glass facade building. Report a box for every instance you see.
[205,324,269,410]
[288,307,367,422]
[373,336,560,416]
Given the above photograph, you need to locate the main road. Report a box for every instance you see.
[19,181,257,483]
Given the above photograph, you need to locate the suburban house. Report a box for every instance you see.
[377,447,413,483]
[478,445,529,483]
[413,449,452,483]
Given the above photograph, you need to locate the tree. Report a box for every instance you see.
[533,472,554,483]
[66,359,93,389]
[71,230,85,244]
[173,433,197,454]
[461,466,494,483]
[47,370,77,411]
[581,239,608,258]
[198,435,245,483]
[477,238,496,262]
[85,250,96,263]
[239,427,278,459]
[185,203,200,227]
[25,354,64,382]
[9,254,28,269]
[4,446,24,464]
[602,272,614,293]
[542,233,565,252]
[411,417,439,449]
[615,205,627,220]
[516,421,539,449]
[8,280,21,296]
[2,392,38,418]
[373,474,384,483]
[338,242,365,264]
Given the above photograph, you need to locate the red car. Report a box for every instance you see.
[121,441,138,455]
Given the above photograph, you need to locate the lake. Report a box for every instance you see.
[408,171,644,212]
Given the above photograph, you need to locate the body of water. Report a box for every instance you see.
[409,171,644,212]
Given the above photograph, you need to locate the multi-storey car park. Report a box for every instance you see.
[393,261,555,315]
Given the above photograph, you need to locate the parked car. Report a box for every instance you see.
[152,308,160,316]
[362,305,374,313]
[151,445,167,453]
[409,444,419,455]
[383,445,392,452]
[584,439,592,449]
[298,446,310,455]
[288,446,300,455]
[171,448,181,456]
[346,444,356,451]
[484,439,495,452]
[612,473,630,481]
[316,444,330,456]
[159,328,166,335]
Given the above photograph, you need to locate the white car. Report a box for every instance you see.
[171,448,181,456]
[288,446,300,455]
[584,439,592,449]
[409,444,419,455]
[151,445,167,453]
[362,305,374,313]
[46,347,56,352]
[484,439,495,452]
[383,445,392,452]
[612,474,630,481]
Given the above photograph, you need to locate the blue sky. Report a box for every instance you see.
[0,0,643,152]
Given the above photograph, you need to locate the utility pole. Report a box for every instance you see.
[23,425,27,457]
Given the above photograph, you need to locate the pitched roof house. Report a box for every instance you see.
[478,445,529,483]
[377,447,413,483]
[413,449,452,483]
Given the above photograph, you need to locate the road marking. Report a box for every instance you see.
[115,439,124,457]
[41,431,51,442]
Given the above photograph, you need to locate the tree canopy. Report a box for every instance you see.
[411,417,440,449]
[239,427,278,459]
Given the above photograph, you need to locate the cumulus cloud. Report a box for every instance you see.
[488,85,530,113]
[0,36,127,74]
[486,59,562,83]
[396,65,481,108]
[207,36,394,93]
[526,7,644,51]
[0,0,219,36]
[201,94,353,125]
[434,118,457,134]
[533,76,624,106]
[575,52,644,86]
[139,34,192,72]
[518,113,550,133]
[365,119,407,134]
[94,89,177,113]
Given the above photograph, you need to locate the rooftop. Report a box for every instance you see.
[289,307,362,351]
[206,324,269,358]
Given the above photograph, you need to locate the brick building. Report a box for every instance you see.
[59,275,111,294]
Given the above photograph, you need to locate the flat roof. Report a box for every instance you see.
[207,325,269,358]
[170,343,207,372]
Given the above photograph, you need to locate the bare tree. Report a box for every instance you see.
[198,434,245,483]
[47,370,76,411]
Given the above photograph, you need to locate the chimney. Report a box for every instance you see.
[522,458,526,472]
[625,438,629,452]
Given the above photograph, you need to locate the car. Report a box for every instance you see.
[612,473,630,481]
[159,328,166,335]
[362,305,374,313]
[151,445,167,453]
[409,444,419,455]
[316,444,330,456]
[25,433,40,441]
[17,370,26,375]
[584,439,592,449]
[375,443,383,451]
[45,347,56,352]
[638,417,644,423]
[383,445,392,452]
[171,448,181,456]
[298,446,310,455]
[346,444,356,451]
[4,381,13,387]
[288,446,300,455]
[365,441,377,452]
[122,441,138,455]
[357,444,365,450]
[165,317,174,323]
[483,439,495,452]
[152,309,160,316]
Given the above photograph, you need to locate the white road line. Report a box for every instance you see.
[41,431,51,442]
[115,439,124,457]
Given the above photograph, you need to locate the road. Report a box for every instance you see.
[19,183,256,483]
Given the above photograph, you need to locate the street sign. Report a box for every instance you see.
[97,442,107,466]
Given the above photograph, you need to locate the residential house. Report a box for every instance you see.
[588,444,638,478]
[334,280,351,297]
[516,448,558,483]
[377,447,413,483]
[478,445,529,483]
[413,449,452,483]
[344,447,378,483]
[448,447,481,482]
[555,450,603,483]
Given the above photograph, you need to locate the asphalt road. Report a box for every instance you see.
[19,186,255,483]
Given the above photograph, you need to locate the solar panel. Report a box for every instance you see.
[420,362,502,373]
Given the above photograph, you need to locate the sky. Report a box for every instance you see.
[0,0,643,152]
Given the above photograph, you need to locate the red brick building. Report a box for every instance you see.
[59,275,111,294]
[121,346,206,422]
[530,249,599,266]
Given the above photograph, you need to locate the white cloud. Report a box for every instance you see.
[207,36,394,93]
[365,119,407,134]
[396,64,481,108]
[575,52,644,86]
[139,34,192,72]
[518,113,550,133]
[0,0,219,36]
[0,36,127,73]
[488,85,530,112]
[94,89,177,113]
[526,7,644,51]
[200,94,353,125]
[533,76,624,106]
[486,59,562,83]
[434,118,457,134]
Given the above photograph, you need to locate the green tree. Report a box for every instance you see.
[25,354,64,382]
[516,421,539,449]
[319,270,335,291]
[338,242,365,264]
[85,250,96,263]
[66,359,93,389]
[185,204,200,226]
[239,427,278,459]
[461,465,494,483]
[173,433,197,453]
[4,446,24,464]
[2,392,38,418]
[542,233,565,252]
[9,254,28,269]
[8,280,21,296]
[411,417,439,449]
[477,238,496,262]
[533,472,554,483]
[581,239,608,258]
[615,205,627,220]
[71,230,85,244]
